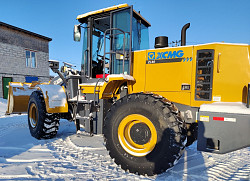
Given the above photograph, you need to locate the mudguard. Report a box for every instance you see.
[79,74,136,99]
[38,85,68,113]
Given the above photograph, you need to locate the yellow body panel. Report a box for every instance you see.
[132,46,193,106]
[155,92,191,106]
[132,51,147,93]
[145,47,193,92]
[80,84,102,94]
[191,43,250,107]
[45,103,68,113]
[132,43,250,108]
[211,44,250,103]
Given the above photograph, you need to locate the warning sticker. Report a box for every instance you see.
[200,115,209,122]
[224,118,236,122]
[213,117,236,122]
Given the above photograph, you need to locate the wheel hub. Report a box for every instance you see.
[29,103,38,128]
[118,114,157,157]
[130,123,151,145]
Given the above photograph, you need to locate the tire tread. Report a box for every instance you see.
[28,91,60,139]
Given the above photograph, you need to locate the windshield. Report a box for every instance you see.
[132,17,149,51]
[81,20,110,78]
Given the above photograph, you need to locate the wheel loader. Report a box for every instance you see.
[6,4,250,176]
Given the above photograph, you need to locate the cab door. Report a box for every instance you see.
[110,6,132,75]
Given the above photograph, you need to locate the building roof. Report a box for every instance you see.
[0,21,52,41]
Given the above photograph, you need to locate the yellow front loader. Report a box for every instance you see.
[6,4,250,175]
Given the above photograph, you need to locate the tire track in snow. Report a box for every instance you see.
[203,148,250,180]
[162,144,250,180]
[29,136,153,180]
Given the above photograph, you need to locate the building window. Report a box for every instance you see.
[26,50,36,68]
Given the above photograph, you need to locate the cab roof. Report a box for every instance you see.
[77,3,151,27]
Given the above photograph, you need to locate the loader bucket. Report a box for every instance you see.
[6,82,38,114]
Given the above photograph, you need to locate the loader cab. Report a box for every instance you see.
[74,4,150,80]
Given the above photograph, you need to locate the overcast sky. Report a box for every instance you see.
[1,0,249,72]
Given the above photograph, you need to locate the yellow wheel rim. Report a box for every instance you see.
[29,103,38,128]
[118,114,157,157]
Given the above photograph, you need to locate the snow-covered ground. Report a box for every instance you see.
[0,98,7,116]
[0,98,249,180]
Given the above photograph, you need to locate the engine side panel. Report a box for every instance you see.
[132,43,250,109]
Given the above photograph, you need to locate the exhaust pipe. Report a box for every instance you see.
[181,23,190,46]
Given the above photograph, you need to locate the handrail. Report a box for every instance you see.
[83,49,88,76]
[247,83,250,108]
[217,53,221,73]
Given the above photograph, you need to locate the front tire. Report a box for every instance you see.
[103,93,187,175]
[28,91,60,139]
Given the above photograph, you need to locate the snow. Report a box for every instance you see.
[10,83,36,96]
[106,74,135,81]
[200,102,250,115]
[0,98,7,116]
[0,98,249,180]
[79,82,105,86]
[49,59,59,63]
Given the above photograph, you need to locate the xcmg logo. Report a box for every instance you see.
[148,50,184,60]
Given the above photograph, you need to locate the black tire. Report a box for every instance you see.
[103,93,187,175]
[28,91,60,139]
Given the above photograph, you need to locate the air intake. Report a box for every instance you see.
[154,36,168,48]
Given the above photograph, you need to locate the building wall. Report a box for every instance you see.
[0,26,50,98]
[0,42,49,77]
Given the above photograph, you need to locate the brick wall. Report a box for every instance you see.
[0,25,50,98]
[0,42,49,76]
[0,26,49,53]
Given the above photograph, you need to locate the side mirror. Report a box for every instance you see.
[74,25,81,42]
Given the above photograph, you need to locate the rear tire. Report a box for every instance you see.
[104,93,187,175]
[28,91,60,139]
